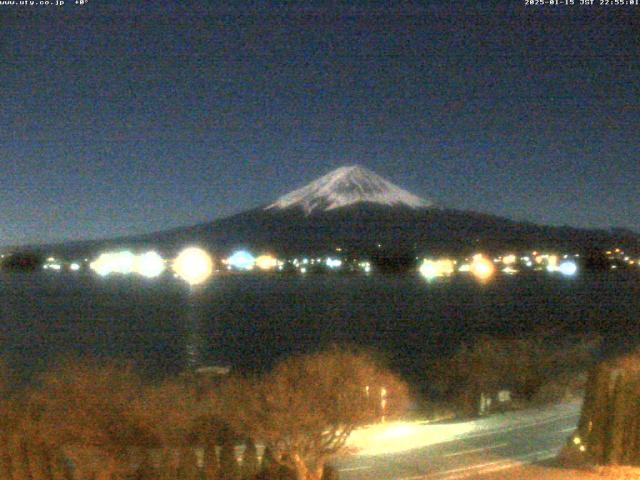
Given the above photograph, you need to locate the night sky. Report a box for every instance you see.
[2,1,638,247]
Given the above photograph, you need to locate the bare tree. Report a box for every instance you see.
[216,347,409,480]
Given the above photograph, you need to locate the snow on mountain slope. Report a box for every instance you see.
[266,165,434,214]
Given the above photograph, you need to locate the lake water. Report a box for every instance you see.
[1,271,639,385]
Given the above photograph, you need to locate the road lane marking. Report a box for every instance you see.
[560,426,576,433]
[338,466,371,472]
[441,443,508,458]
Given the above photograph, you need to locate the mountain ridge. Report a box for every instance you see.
[5,166,639,257]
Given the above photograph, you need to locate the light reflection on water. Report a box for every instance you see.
[0,271,638,382]
[185,299,202,370]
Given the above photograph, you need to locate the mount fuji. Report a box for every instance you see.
[34,166,639,259]
[266,165,433,214]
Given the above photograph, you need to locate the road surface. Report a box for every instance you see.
[334,400,581,480]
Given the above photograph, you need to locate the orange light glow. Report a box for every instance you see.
[255,254,278,271]
[436,259,455,276]
[502,254,516,265]
[419,258,455,280]
[471,254,495,282]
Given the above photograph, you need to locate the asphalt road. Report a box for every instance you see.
[334,401,581,480]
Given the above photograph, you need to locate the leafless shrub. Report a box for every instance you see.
[215,346,410,480]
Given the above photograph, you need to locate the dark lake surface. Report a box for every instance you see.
[1,271,639,384]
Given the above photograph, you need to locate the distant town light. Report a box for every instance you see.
[503,254,516,265]
[255,254,278,271]
[69,263,80,271]
[558,261,578,276]
[436,259,455,276]
[471,254,495,282]
[173,247,214,285]
[227,250,255,271]
[326,257,342,269]
[135,251,165,278]
[419,260,439,280]
[110,251,135,274]
[90,250,136,276]
[90,254,112,276]
[420,258,455,280]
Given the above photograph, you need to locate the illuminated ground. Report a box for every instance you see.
[474,463,640,480]
[334,400,582,480]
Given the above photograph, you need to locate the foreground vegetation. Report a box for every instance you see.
[427,333,601,417]
[0,332,603,480]
[0,348,409,480]
[560,348,640,467]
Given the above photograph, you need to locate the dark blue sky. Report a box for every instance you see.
[1,1,638,246]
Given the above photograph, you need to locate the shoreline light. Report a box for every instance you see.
[255,254,278,271]
[419,260,439,280]
[173,247,213,285]
[227,250,255,271]
[419,258,455,280]
[435,259,455,276]
[503,254,516,265]
[470,254,495,282]
[90,250,136,276]
[135,251,166,278]
[558,261,578,276]
[326,258,342,269]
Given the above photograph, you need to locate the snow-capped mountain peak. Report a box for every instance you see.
[266,165,434,214]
